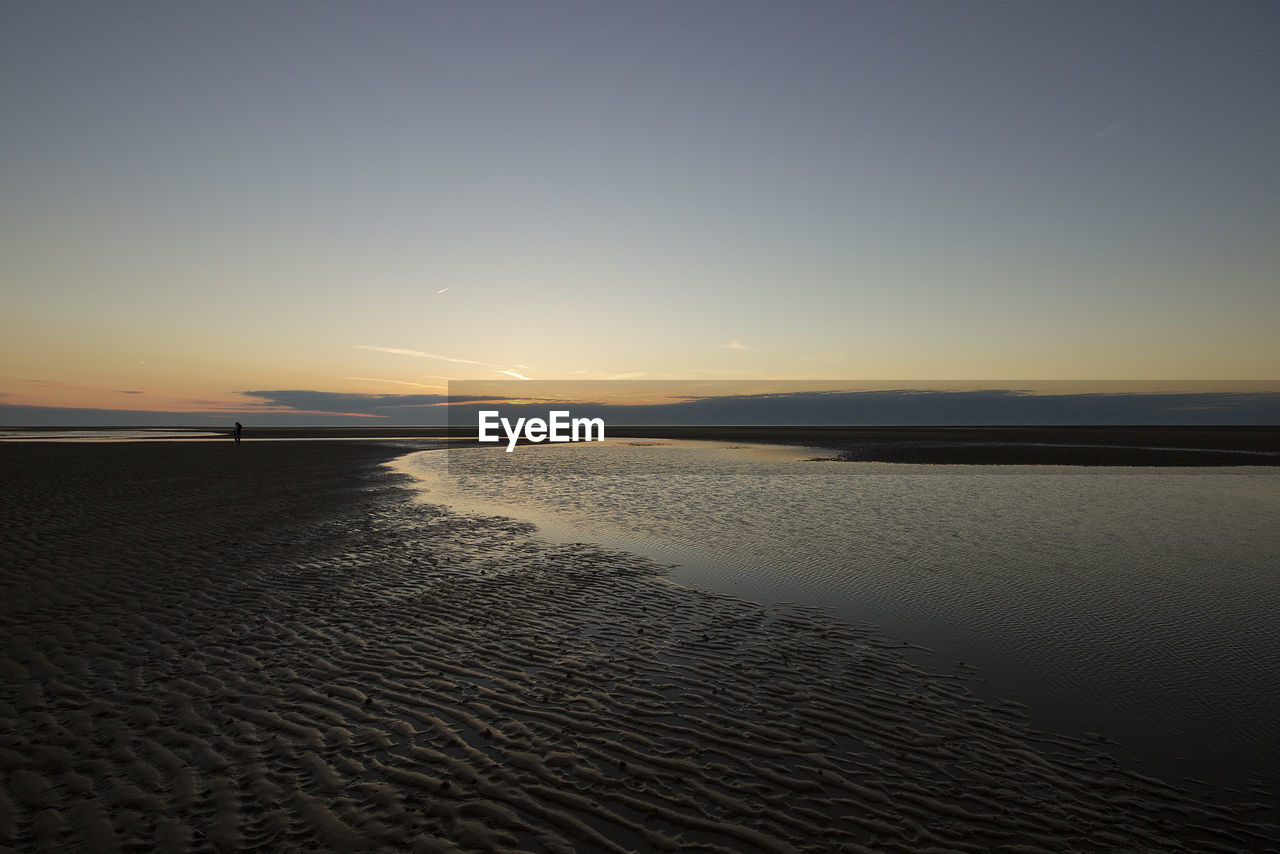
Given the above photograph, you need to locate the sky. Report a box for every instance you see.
[2,1,1278,424]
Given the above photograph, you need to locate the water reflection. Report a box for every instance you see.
[395,439,1280,789]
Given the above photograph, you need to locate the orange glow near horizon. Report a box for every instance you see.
[6,377,1280,420]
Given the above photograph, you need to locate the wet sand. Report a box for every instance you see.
[2,441,1277,852]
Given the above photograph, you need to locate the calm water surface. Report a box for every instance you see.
[394,439,1280,790]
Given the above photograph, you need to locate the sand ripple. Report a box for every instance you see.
[1,443,1276,852]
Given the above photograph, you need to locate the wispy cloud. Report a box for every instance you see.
[354,344,511,370]
[497,370,532,380]
[1090,119,1131,142]
[345,376,447,390]
[242,390,450,411]
[723,340,750,351]
[567,370,649,380]
[436,287,451,295]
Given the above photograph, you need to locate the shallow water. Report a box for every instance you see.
[394,439,1280,790]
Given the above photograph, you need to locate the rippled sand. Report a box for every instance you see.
[1,442,1276,852]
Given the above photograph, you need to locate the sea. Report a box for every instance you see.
[392,438,1280,793]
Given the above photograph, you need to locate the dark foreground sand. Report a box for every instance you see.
[2,442,1277,852]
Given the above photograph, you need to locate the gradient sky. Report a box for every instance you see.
[2,1,1278,420]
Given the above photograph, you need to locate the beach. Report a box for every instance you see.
[8,425,1278,468]
[2,441,1277,852]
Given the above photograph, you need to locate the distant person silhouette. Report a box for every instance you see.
[234,422,243,444]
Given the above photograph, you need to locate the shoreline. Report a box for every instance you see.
[6,424,1277,465]
[606,426,1280,466]
[3,442,1277,851]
